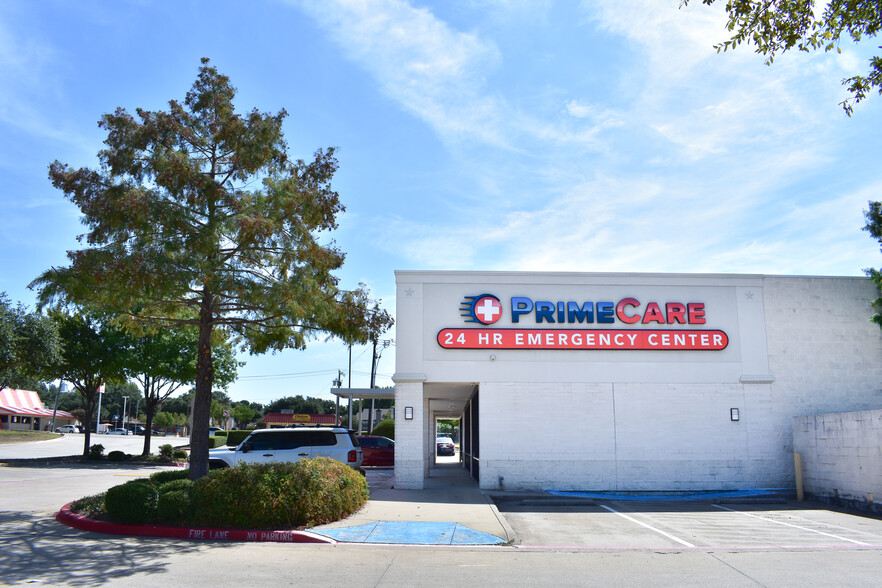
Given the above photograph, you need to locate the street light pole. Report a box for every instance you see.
[95,384,104,433]
[121,396,128,430]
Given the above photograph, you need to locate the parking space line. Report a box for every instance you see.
[600,504,695,547]
[712,504,871,546]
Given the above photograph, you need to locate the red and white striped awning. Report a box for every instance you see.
[0,388,74,418]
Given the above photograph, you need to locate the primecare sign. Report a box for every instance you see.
[437,294,729,351]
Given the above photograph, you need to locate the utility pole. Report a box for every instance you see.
[121,396,128,430]
[368,339,378,434]
[367,339,393,434]
[50,381,66,431]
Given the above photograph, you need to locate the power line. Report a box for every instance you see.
[238,369,339,381]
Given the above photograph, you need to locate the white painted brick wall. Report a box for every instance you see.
[393,381,426,489]
[765,277,882,490]
[397,272,882,491]
[794,409,882,504]
[477,277,882,491]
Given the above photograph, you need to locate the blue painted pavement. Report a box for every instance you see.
[546,488,781,502]
[316,521,506,545]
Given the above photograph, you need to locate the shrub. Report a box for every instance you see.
[88,444,104,459]
[158,444,174,459]
[104,480,158,524]
[149,469,190,484]
[107,450,127,462]
[70,492,106,518]
[157,489,193,523]
[192,459,368,529]
[226,430,250,447]
[371,418,394,440]
[207,436,226,449]
[173,449,188,460]
[214,430,228,438]
[290,458,370,527]
[156,478,196,522]
[158,478,195,495]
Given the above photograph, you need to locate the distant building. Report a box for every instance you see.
[262,413,340,428]
[0,388,76,431]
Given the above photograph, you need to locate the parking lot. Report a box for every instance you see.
[494,497,882,550]
[2,436,882,586]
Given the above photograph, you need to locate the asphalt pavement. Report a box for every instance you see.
[4,435,882,586]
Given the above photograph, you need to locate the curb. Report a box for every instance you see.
[481,490,518,544]
[55,503,336,544]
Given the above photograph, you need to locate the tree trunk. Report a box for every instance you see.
[81,388,95,458]
[189,294,214,480]
[142,400,154,457]
[142,380,155,457]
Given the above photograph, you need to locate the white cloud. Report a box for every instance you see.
[291,0,508,147]
[582,0,731,76]
[298,0,879,280]
[291,0,627,152]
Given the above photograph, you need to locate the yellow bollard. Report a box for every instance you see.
[794,452,804,501]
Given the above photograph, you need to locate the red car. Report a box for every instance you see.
[357,435,395,467]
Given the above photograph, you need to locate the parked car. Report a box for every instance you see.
[208,427,363,470]
[151,429,166,437]
[75,425,85,433]
[208,427,223,436]
[357,435,395,467]
[55,425,78,433]
[436,437,455,456]
[126,425,146,435]
[105,428,131,435]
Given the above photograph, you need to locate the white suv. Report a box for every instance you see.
[208,427,363,470]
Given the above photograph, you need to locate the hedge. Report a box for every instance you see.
[371,419,394,440]
[192,459,368,529]
[225,430,251,447]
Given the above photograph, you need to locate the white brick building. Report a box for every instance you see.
[392,271,882,491]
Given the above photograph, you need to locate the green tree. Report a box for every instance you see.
[863,201,882,326]
[264,394,336,415]
[231,402,256,427]
[0,293,62,391]
[123,327,239,455]
[101,380,141,426]
[210,398,228,423]
[160,392,192,416]
[153,411,175,429]
[31,59,392,478]
[682,0,882,115]
[49,310,128,456]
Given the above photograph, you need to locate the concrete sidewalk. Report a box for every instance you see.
[312,464,514,545]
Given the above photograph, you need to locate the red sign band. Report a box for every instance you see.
[437,328,728,350]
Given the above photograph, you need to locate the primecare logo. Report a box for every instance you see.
[460,294,503,325]
[441,293,729,351]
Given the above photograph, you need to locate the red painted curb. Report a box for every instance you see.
[55,503,336,544]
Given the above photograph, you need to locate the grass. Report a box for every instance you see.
[0,430,61,444]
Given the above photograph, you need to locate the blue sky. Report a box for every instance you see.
[2,0,880,406]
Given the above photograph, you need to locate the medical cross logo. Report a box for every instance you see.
[460,294,503,325]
